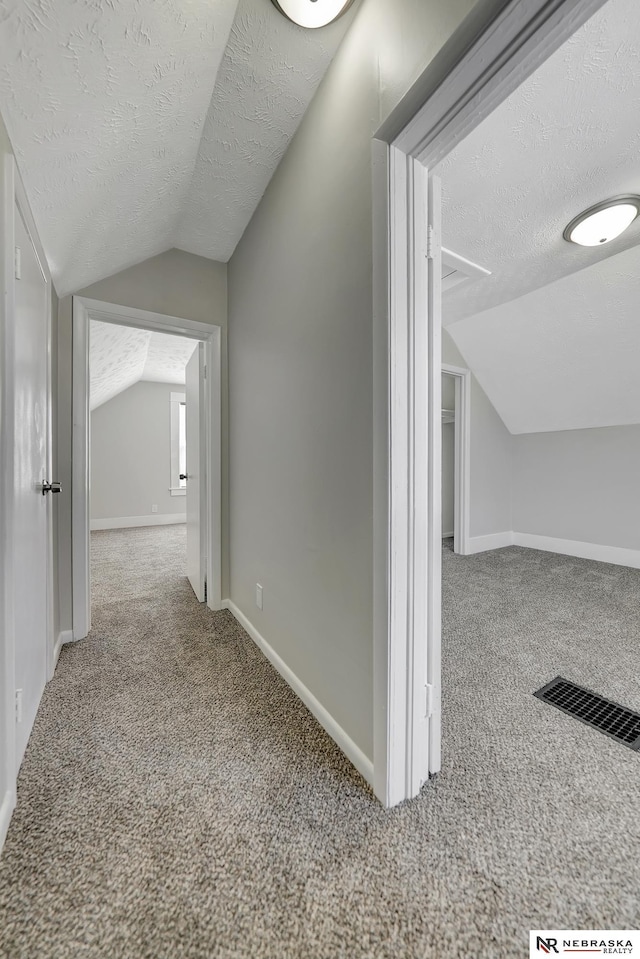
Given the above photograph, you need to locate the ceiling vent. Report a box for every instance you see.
[442,248,491,292]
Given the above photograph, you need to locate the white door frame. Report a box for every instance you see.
[373,0,610,807]
[442,364,471,557]
[71,297,223,641]
[0,153,54,849]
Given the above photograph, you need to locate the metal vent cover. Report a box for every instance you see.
[534,676,640,751]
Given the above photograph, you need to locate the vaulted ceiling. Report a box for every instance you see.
[90,321,197,410]
[437,0,640,435]
[0,0,355,297]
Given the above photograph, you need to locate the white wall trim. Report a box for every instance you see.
[513,532,640,570]
[372,147,435,808]
[442,363,471,556]
[53,629,73,664]
[169,390,186,494]
[464,530,640,569]
[91,514,187,531]
[467,531,514,554]
[72,299,91,641]
[384,0,610,161]
[224,600,374,788]
[72,297,223,642]
[0,789,14,854]
[372,0,610,809]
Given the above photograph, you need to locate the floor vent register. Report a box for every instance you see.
[534,676,640,751]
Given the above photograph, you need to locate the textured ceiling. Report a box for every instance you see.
[437,0,640,327]
[449,244,640,434]
[89,321,197,410]
[0,0,354,296]
[0,0,239,297]
[175,0,354,259]
[439,0,640,435]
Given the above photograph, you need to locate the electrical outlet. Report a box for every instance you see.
[151,504,158,513]
[15,689,23,724]
[255,583,263,610]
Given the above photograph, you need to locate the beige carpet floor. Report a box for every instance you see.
[0,526,638,958]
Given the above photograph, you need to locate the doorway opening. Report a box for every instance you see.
[89,321,206,607]
[373,0,611,806]
[72,298,223,642]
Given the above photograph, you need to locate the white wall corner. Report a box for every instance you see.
[223,600,374,788]
[466,531,514,554]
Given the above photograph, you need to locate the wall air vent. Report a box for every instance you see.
[442,248,491,292]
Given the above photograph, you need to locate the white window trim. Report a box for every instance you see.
[170,391,186,496]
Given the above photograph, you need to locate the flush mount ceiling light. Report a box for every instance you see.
[271,0,355,28]
[563,195,640,247]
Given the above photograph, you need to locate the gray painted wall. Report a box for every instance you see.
[442,330,513,538]
[513,425,640,550]
[56,249,227,632]
[227,0,478,760]
[91,381,186,523]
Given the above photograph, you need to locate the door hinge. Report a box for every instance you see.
[14,246,21,280]
[15,688,23,724]
[425,683,434,718]
[426,225,439,260]
[203,365,207,380]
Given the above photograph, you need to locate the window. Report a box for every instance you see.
[170,392,186,496]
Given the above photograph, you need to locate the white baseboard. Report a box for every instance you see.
[466,531,514,554]
[0,788,15,856]
[223,600,374,787]
[513,532,640,570]
[91,514,186,531]
[54,629,74,661]
[442,531,454,539]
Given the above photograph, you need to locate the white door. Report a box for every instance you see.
[185,343,206,602]
[13,201,50,769]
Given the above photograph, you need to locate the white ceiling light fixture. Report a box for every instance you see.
[563,195,640,247]
[271,0,355,28]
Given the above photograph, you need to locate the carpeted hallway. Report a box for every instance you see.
[0,527,638,958]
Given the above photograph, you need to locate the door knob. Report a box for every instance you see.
[42,481,62,495]
[179,473,188,481]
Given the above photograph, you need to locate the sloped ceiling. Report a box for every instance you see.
[0,0,355,297]
[450,245,640,434]
[175,0,352,259]
[437,0,640,434]
[89,320,197,410]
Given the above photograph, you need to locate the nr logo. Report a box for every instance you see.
[537,938,559,955]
